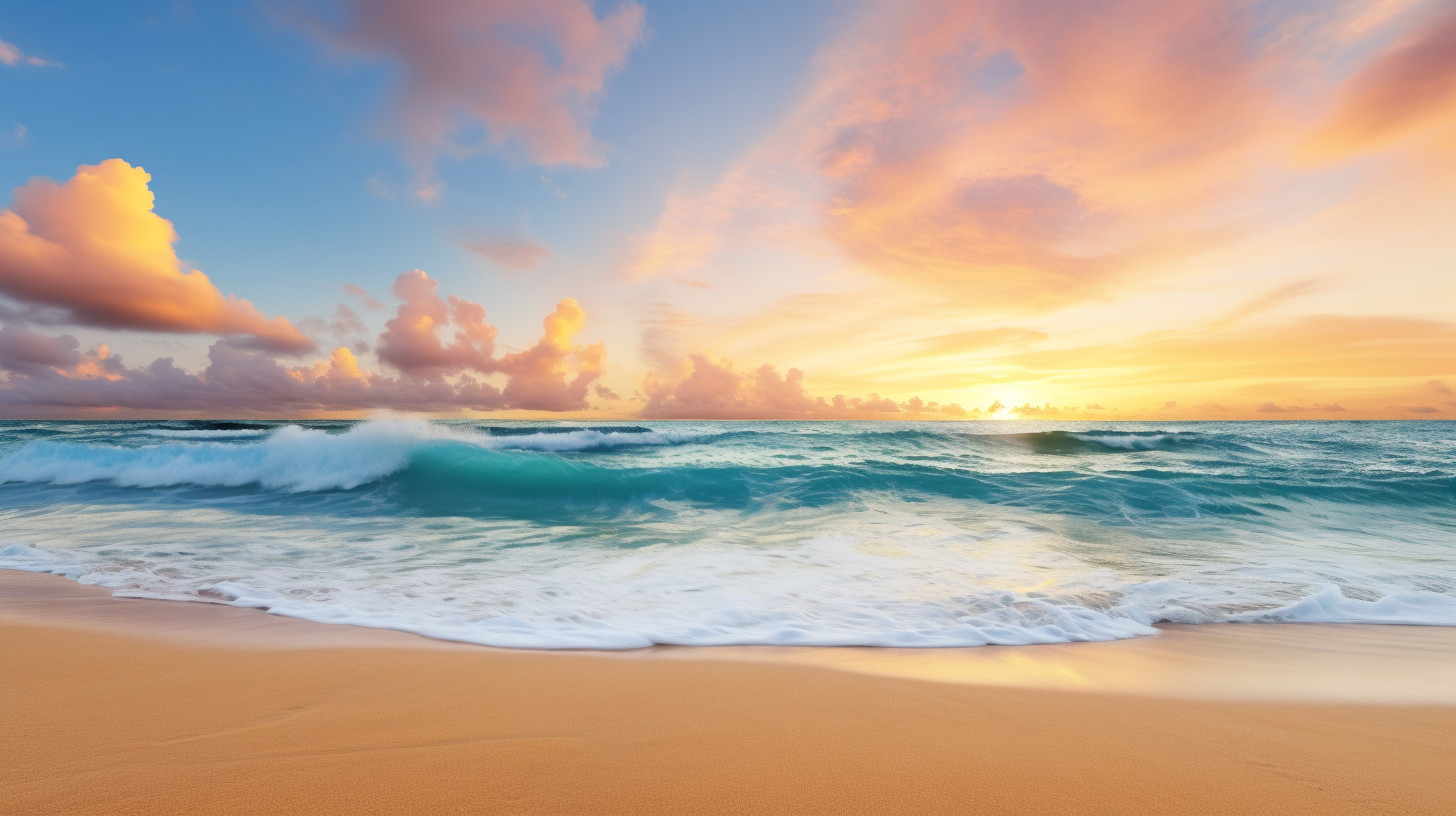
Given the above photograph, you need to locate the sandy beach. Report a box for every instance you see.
[3,570,1454,815]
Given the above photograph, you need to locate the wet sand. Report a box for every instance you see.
[3,570,1454,814]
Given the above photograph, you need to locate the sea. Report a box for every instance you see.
[1,418,1452,649]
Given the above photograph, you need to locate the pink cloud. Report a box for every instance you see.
[464,236,552,271]
[375,269,497,377]
[498,298,606,411]
[372,269,604,410]
[629,0,1453,319]
[802,0,1293,308]
[301,0,645,193]
[343,283,386,310]
[0,338,505,415]
[642,355,962,419]
[1307,6,1456,158]
[0,36,59,68]
[0,160,313,352]
[0,270,609,416]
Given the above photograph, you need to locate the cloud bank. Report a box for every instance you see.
[642,355,967,419]
[0,269,605,416]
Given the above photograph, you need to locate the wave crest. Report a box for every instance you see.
[0,419,709,493]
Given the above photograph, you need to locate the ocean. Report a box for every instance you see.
[1,418,1452,649]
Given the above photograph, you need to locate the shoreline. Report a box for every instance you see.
[5,569,1456,704]
[4,571,1455,814]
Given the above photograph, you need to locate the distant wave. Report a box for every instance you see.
[0,419,709,494]
[0,420,1449,516]
[143,429,271,439]
[483,425,653,436]
[978,429,1204,453]
[480,427,706,453]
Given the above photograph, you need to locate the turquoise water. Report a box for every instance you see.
[1,418,1453,648]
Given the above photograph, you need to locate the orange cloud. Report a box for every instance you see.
[803,0,1297,308]
[301,0,645,194]
[0,160,313,352]
[628,0,1454,324]
[1306,6,1456,159]
[498,298,606,411]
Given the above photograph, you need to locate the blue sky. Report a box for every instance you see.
[1,1,829,364]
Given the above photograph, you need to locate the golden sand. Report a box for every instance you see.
[3,571,1454,814]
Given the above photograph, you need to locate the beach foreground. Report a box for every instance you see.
[3,572,1454,815]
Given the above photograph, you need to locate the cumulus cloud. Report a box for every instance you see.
[0,325,81,377]
[373,269,604,410]
[299,0,645,195]
[0,160,313,352]
[497,298,606,411]
[1012,402,1060,416]
[375,270,497,376]
[0,36,59,68]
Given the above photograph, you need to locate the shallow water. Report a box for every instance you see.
[1,418,1452,649]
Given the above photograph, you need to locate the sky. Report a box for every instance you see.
[0,0,1453,420]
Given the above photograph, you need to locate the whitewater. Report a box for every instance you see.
[1,418,1452,649]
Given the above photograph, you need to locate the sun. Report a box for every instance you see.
[987,392,1024,420]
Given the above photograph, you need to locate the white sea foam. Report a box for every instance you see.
[480,428,705,453]
[1068,432,1175,450]
[142,429,271,439]
[5,508,1455,650]
[1233,585,1456,625]
[0,419,441,491]
[0,420,705,492]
